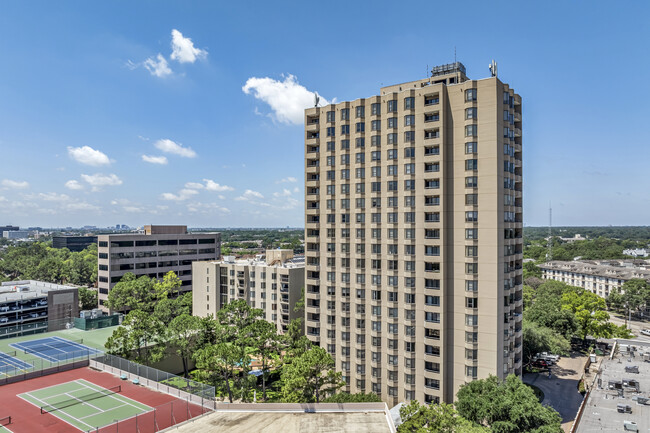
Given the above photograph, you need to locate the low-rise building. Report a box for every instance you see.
[52,235,98,252]
[0,280,79,339]
[3,230,29,239]
[539,260,650,298]
[192,249,304,334]
[97,225,220,309]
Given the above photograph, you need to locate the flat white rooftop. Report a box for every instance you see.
[0,280,76,303]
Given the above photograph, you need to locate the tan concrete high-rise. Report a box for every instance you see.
[303,63,523,405]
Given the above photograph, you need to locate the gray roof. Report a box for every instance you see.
[539,260,650,281]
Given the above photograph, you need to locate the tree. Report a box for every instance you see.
[249,319,282,401]
[168,314,201,378]
[153,292,192,325]
[78,286,98,310]
[398,400,488,433]
[561,288,610,339]
[154,271,183,300]
[522,319,571,363]
[105,273,155,314]
[323,392,382,403]
[523,262,542,279]
[525,282,577,338]
[281,346,343,403]
[618,279,650,318]
[456,375,562,433]
[105,310,165,365]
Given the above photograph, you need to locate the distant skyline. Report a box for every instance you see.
[0,1,648,227]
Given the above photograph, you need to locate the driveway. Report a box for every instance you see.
[523,352,587,432]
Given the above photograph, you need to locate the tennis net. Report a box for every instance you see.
[0,416,11,426]
[23,338,85,355]
[40,385,121,414]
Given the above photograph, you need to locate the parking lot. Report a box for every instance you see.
[524,351,587,432]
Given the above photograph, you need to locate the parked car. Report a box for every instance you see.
[640,329,650,337]
[536,352,560,363]
[531,360,549,369]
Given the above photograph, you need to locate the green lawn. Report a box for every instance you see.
[19,379,151,431]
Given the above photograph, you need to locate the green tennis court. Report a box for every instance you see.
[19,379,151,431]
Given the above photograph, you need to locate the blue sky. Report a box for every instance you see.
[0,1,648,228]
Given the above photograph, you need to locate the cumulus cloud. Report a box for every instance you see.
[65,180,84,190]
[142,154,168,165]
[273,188,293,198]
[67,146,111,166]
[235,189,264,201]
[154,139,196,158]
[242,74,329,124]
[38,192,71,202]
[80,173,123,190]
[1,179,29,189]
[184,182,204,190]
[187,202,231,214]
[204,179,234,192]
[144,54,172,78]
[161,188,199,201]
[65,202,100,212]
[170,29,207,64]
[277,176,297,183]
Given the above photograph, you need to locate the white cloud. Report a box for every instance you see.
[80,173,123,190]
[38,192,71,202]
[67,146,110,166]
[170,29,207,64]
[154,139,196,158]
[277,176,297,183]
[123,206,145,213]
[242,74,329,124]
[144,54,172,78]
[184,182,204,190]
[65,202,100,212]
[65,180,84,190]
[142,154,168,165]
[187,202,231,214]
[204,179,234,192]
[161,188,199,201]
[1,179,29,189]
[293,187,299,193]
[235,189,264,201]
[273,188,293,198]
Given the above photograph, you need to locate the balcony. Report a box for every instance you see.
[514,128,521,137]
[514,112,521,122]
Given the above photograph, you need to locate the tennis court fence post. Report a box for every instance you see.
[186,397,189,420]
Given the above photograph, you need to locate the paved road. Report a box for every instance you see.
[608,314,650,341]
[523,352,587,432]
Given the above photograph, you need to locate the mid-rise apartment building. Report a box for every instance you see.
[192,249,304,333]
[304,62,523,405]
[540,260,650,298]
[97,225,220,309]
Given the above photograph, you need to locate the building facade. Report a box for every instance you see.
[304,63,523,405]
[192,249,304,334]
[97,225,220,309]
[540,260,650,298]
[0,280,79,339]
[52,236,98,252]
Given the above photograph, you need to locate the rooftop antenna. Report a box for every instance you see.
[313,92,320,107]
[489,59,498,78]
[547,203,553,262]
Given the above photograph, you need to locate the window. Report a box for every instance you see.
[465,124,478,137]
[465,159,478,171]
[466,176,478,188]
[341,108,349,120]
[466,228,478,239]
[341,139,350,150]
[465,194,478,205]
[355,137,365,148]
[387,133,397,144]
[404,97,415,110]
[465,211,478,222]
[371,120,381,131]
[341,124,350,135]
[404,131,415,142]
[339,154,349,165]
[465,349,478,360]
[388,180,398,191]
[404,115,415,126]
[424,95,439,105]
[356,183,365,193]
[387,100,397,113]
[356,122,365,133]
[465,314,478,326]
[466,245,478,257]
[466,263,478,274]
[425,312,440,323]
[340,169,350,179]
[371,135,381,146]
[355,168,365,179]
[326,127,335,137]
[425,162,439,172]
[424,179,439,189]
[466,297,478,308]
[425,246,440,256]
[465,107,477,119]
[424,145,439,155]
[371,166,381,177]
[341,183,350,194]
[326,111,335,122]
[371,103,380,115]
[466,331,478,342]
[466,280,478,291]
[404,147,415,158]
[425,229,440,239]
[465,142,478,154]
[424,112,439,122]
[425,196,440,206]
[356,106,365,118]
[425,295,440,306]
[387,117,398,129]
[466,366,478,378]
[387,149,397,160]
[404,163,415,175]
[465,88,477,102]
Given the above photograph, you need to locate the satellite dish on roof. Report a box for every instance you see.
[314,93,320,107]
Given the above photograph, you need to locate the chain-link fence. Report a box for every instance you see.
[86,398,209,433]
[0,349,93,386]
[90,353,215,405]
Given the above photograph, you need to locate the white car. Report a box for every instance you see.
[536,352,560,363]
[640,329,650,337]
